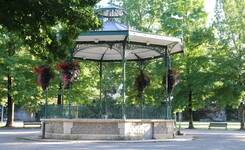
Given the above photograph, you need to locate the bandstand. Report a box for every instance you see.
[41,4,183,140]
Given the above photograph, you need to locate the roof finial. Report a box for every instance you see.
[110,0,113,5]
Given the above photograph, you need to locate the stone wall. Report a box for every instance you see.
[71,122,119,134]
[41,119,174,140]
[45,121,63,133]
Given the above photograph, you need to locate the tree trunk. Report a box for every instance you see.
[5,75,14,127]
[30,112,34,121]
[57,95,62,104]
[188,90,195,129]
[239,102,244,130]
[1,106,4,123]
[57,83,62,104]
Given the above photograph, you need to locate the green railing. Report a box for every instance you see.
[40,104,167,119]
[40,103,169,119]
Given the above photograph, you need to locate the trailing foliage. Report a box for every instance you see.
[33,65,55,91]
[134,72,150,99]
[162,69,180,95]
[56,60,80,89]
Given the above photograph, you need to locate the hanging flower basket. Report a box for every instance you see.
[33,65,54,91]
[162,69,180,95]
[56,60,80,89]
[134,73,150,99]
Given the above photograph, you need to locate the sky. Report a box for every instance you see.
[97,0,216,24]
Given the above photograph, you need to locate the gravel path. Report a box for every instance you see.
[0,128,245,150]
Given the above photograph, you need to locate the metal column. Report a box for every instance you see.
[122,42,126,119]
[61,83,64,118]
[67,56,73,119]
[164,48,171,119]
[45,89,48,118]
[99,62,103,118]
[68,83,72,119]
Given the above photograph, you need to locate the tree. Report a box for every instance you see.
[0,29,20,126]
[68,61,101,104]
[0,0,101,61]
[0,29,43,126]
[212,0,245,130]
[116,0,215,126]
[160,0,214,128]
[116,0,166,33]
[0,0,101,127]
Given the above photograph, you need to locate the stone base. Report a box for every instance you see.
[41,119,174,140]
[45,133,143,140]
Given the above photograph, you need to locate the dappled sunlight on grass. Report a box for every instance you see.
[0,121,24,128]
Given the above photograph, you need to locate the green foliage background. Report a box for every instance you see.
[0,0,244,126]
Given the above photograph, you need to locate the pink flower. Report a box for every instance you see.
[62,74,67,83]
[37,75,42,85]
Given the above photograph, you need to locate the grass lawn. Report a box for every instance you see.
[176,122,241,130]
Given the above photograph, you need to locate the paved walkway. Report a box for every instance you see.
[0,128,245,150]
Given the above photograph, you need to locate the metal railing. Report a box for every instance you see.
[39,103,169,119]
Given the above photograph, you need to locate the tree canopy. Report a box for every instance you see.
[0,0,101,61]
[0,0,102,126]
[0,0,244,128]
[210,0,245,129]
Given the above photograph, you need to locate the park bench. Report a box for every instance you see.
[23,121,42,128]
[208,122,228,130]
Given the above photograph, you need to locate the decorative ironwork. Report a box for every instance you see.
[73,42,170,61]
[127,43,164,55]
[74,44,109,55]
[167,42,179,53]
[110,43,124,57]
[74,43,125,60]
[39,103,168,119]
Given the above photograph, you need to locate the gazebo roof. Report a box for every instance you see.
[73,4,183,62]
[94,4,128,18]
